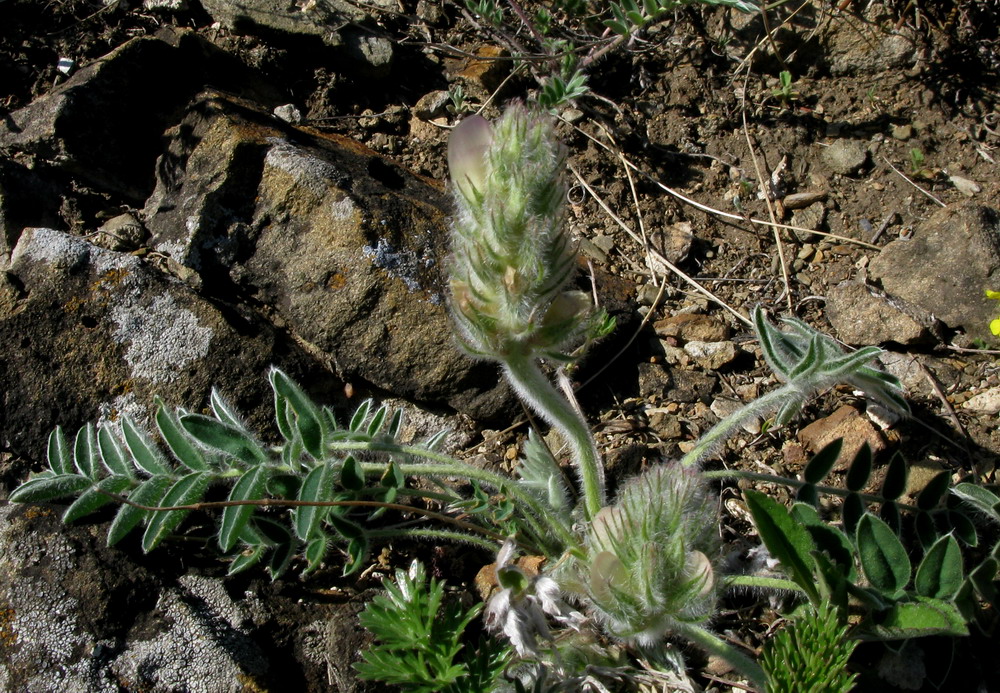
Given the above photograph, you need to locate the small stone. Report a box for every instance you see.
[949,175,981,197]
[93,213,147,251]
[654,313,730,343]
[961,387,1000,414]
[790,203,826,242]
[591,234,615,254]
[648,411,683,439]
[413,90,450,121]
[891,123,913,140]
[822,139,869,176]
[637,362,672,400]
[684,341,737,370]
[710,397,760,434]
[273,104,302,124]
[783,191,827,210]
[797,405,886,469]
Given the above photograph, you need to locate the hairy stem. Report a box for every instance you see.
[672,622,766,690]
[680,385,796,467]
[332,441,583,554]
[503,349,605,521]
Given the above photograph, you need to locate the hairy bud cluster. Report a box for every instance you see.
[562,465,721,645]
[447,104,596,361]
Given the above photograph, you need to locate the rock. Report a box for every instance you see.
[0,226,315,456]
[653,312,730,343]
[0,158,64,263]
[797,404,886,469]
[342,28,395,79]
[0,30,282,204]
[826,280,938,345]
[961,387,1000,414]
[710,397,760,434]
[664,370,716,404]
[869,203,1000,342]
[0,503,379,692]
[821,139,869,176]
[413,90,451,121]
[637,362,672,399]
[142,91,513,420]
[92,213,147,252]
[648,411,683,439]
[684,340,738,370]
[790,202,826,243]
[950,175,981,197]
[199,0,395,41]
[822,6,919,76]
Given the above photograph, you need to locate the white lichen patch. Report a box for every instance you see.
[110,575,268,692]
[0,508,119,693]
[264,139,339,197]
[11,227,140,277]
[110,293,213,383]
[329,194,358,221]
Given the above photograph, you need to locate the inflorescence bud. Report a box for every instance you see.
[447,104,600,362]
[564,464,721,646]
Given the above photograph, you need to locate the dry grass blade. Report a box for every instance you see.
[569,163,752,327]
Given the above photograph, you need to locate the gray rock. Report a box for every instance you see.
[342,28,395,79]
[822,6,920,76]
[869,203,1000,342]
[0,30,282,203]
[826,279,939,345]
[790,202,826,243]
[0,503,379,692]
[143,92,512,420]
[683,340,738,370]
[821,139,869,176]
[1,226,313,456]
[0,158,64,264]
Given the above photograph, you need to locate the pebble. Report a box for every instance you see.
[822,139,869,176]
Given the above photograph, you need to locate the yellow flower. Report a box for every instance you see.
[986,290,1000,336]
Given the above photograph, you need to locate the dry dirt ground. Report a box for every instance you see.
[3,0,1000,691]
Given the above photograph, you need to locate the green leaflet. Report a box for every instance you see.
[269,368,326,458]
[802,438,843,485]
[861,597,968,640]
[122,416,171,476]
[856,513,911,597]
[74,423,98,479]
[744,490,819,603]
[295,461,335,541]
[155,398,209,472]
[62,474,132,524]
[47,426,73,475]
[219,464,272,552]
[8,473,92,504]
[180,414,269,467]
[98,426,132,478]
[107,474,174,546]
[142,472,211,552]
[914,534,963,600]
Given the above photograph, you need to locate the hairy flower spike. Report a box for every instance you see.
[448,105,594,361]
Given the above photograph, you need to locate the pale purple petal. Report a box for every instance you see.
[448,114,492,199]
